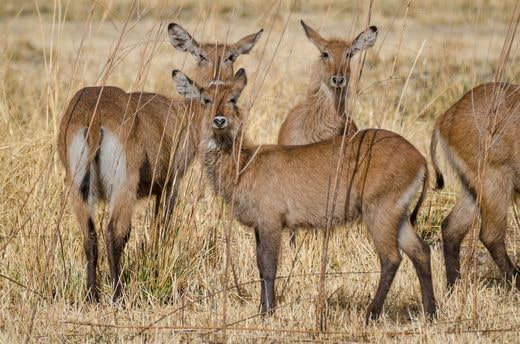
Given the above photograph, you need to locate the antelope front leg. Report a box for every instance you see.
[255,225,282,315]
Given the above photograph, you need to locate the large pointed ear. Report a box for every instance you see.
[231,68,247,98]
[171,70,201,99]
[234,29,264,55]
[300,20,328,51]
[168,23,205,59]
[349,26,378,57]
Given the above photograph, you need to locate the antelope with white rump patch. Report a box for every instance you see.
[430,82,520,290]
[57,23,263,302]
[172,68,436,322]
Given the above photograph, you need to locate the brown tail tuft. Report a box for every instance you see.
[410,168,429,225]
[430,128,445,190]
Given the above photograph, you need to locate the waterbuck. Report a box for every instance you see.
[278,21,378,246]
[172,68,436,322]
[167,23,264,85]
[278,20,378,146]
[57,23,263,302]
[430,82,520,289]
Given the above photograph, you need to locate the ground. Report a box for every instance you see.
[1,0,519,342]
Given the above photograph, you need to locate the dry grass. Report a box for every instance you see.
[1,0,520,342]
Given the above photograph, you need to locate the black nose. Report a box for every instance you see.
[331,75,345,86]
[212,116,228,129]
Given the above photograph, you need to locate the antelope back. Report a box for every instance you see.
[58,86,200,201]
[436,83,520,188]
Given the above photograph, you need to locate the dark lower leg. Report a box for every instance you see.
[84,218,99,302]
[481,233,519,288]
[106,220,129,302]
[443,238,463,289]
[441,203,473,289]
[481,195,519,289]
[410,252,436,318]
[366,256,401,323]
[255,227,280,315]
[399,221,437,318]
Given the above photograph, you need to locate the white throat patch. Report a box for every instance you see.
[320,82,334,100]
[205,138,218,151]
[209,80,225,87]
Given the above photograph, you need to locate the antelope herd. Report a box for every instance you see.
[58,21,520,322]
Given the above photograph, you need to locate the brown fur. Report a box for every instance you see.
[178,69,436,322]
[430,82,520,289]
[278,21,378,246]
[57,23,263,302]
[278,21,378,146]
[58,87,204,301]
[167,23,263,85]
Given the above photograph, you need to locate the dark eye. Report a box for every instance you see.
[229,97,237,105]
[202,97,212,106]
[321,52,329,59]
[198,54,207,62]
[225,54,237,63]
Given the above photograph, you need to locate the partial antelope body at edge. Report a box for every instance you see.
[57,22,263,302]
[172,68,437,322]
[430,82,520,290]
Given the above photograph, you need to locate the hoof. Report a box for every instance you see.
[260,303,275,317]
[86,289,99,303]
[365,308,380,325]
[426,303,437,321]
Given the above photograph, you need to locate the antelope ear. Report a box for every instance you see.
[349,26,378,57]
[300,20,328,52]
[168,23,206,59]
[171,70,201,99]
[232,68,248,98]
[234,29,264,55]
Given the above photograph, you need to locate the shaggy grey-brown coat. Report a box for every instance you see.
[173,68,436,322]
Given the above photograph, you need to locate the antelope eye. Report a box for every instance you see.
[225,54,237,63]
[321,52,330,59]
[228,97,237,105]
[202,97,212,105]
[198,54,207,62]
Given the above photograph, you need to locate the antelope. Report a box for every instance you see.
[57,23,263,302]
[278,21,378,146]
[167,23,264,85]
[172,68,437,322]
[278,21,378,246]
[430,82,520,290]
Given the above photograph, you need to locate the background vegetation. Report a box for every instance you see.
[0,0,519,342]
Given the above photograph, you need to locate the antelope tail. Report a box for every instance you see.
[430,127,445,190]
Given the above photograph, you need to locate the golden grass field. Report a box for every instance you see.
[1,0,520,342]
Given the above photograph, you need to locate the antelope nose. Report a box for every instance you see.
[331,75,346,87]
[331,75,345,86]
[212,116,228,129]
